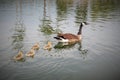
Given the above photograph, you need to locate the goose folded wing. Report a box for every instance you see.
[58,33,79,39]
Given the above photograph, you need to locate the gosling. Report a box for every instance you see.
[13,51,24,61]
[26,49,35,57]
[31,42,40,50]
[43,41,52,50]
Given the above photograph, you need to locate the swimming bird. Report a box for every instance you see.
[54,22,88,42]
[26,49,35,57]
[13,51,24,61]
[43,41,52,50]
[31,42,40,50]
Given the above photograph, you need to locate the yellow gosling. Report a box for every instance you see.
[13,51,24,61]
[26,49,35,57]
[43,42,52,50]
[32,42,40,50]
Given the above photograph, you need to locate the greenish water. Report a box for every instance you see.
[0,0,120,80]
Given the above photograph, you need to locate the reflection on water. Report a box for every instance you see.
[56,0,73,20]
[39,0,53,35]
[75,0,88,23]
[54,42,77,49]
[0,0,120,80]
[11,0,25,51]
[77,42,88,59]
[91,0,120,21]
[54,41,88,59]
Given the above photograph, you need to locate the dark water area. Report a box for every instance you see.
[0,0,120,80]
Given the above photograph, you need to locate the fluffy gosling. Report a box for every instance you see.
[26,49,35,57]
[43,41,52,50]
[13,51,24,61]
[31,42,40,50]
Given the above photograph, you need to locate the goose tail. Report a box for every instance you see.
[54,37,62,40]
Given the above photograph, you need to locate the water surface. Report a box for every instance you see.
[0,0,120,80]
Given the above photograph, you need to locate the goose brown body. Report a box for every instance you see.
[56,33,81,42]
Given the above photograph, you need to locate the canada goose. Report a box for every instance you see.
[26,49,35,57]
[31,42,40,50]
[13,51,24,61]
[54,22,88,42]
[43,41,52,50]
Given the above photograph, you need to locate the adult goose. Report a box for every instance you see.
[54,22,88,42]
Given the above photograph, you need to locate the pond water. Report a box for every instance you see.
[0,0,120,80]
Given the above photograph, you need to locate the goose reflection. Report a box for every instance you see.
[78,41,88,59]
[54,41,88,59]
[54,42,77,49]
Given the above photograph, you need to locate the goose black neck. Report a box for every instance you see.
[77,23,83,35]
